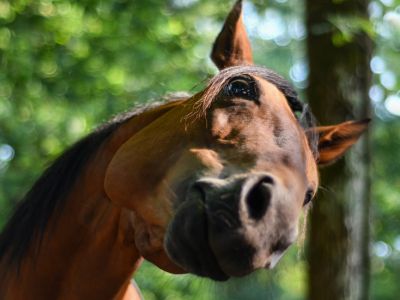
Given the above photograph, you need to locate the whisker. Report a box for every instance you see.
[317,184,336,197]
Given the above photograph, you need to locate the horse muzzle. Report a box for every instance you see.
[164,172,299,281]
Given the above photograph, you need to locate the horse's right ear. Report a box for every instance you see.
[211,0,253,70]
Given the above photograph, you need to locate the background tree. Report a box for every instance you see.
[305,0,372,299]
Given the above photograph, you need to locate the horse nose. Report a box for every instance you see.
[241,174,275,221]
[190,174,275,221]
[190,177,226,201]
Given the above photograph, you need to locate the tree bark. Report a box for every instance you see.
[305,1,372,300]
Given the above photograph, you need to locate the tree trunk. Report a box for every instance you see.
[305,1,372,300]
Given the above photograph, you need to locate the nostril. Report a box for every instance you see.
[245,177,273,220]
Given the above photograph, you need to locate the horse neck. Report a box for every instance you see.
[0,100,185,300]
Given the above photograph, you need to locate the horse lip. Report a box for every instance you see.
[188,183,207,204]
[214,210,236,229]
[168,191,231,281]
[209,208,241,230]
[186,183,239,229]
[178,183,250,279]
[206,267,230,281]
[200,206,231,281]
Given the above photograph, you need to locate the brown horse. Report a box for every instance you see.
[0,1,369,299]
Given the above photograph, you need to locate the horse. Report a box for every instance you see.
[0,1,369,299]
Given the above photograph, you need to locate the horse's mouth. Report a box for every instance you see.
[164,197,230,281]
[167,234,230,281]
[164,184,260,281]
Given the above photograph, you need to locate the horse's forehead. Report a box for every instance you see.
[204,73,318,183]
[252,76,290,107]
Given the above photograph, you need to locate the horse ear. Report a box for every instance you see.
[211,0,253,70]
[310,119,370,165]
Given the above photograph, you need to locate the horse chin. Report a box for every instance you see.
[142,250,187,275]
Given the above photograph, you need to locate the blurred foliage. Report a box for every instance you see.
[134,247,307,300]
[0,0,399,299]
[369,1,400,300]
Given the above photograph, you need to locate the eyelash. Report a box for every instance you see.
[224,76,259,102]
[222,76,304,123]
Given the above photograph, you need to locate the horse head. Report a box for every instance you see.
[104,0,368,281]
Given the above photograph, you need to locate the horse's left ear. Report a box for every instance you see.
[211,0,253,70]
[309,119,370,165]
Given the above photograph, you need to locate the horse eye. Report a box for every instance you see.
[303,189,314,206]
[225,76,258,101]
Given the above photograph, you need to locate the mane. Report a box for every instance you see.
[0,98,188,269]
